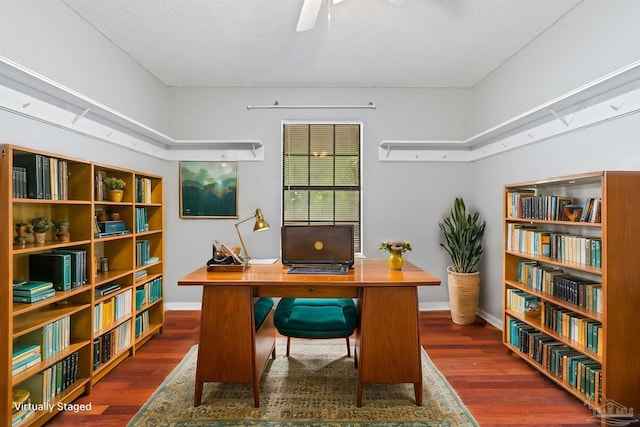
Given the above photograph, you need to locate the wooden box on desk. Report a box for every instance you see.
[207,261,249,272]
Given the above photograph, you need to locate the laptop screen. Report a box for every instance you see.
[281,225,354,267]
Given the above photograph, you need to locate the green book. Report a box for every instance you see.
[13,281,54,295]
[13,289,55,303]
[28,253,71,291]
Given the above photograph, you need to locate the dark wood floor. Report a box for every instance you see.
[47,310,596,427]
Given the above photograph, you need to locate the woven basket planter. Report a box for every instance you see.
[447,267,480,325]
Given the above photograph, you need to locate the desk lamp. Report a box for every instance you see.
[234,208,270,260]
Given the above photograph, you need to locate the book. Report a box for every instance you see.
[12,280,53,294]
[28,253,72,291]
[53,249,87,287]
[95,283,122,297]
[12,352,42,375]
[12,344,41,366]
[13,152,45,199]
[13,289,55,303]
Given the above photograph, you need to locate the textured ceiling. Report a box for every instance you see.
[62,0,581,88]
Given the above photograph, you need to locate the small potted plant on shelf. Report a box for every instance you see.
[104,177,126,202]
[53,219,70,242]
[31,216,54,244]
[439,197,486,325]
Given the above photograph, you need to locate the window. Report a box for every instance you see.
[282,123,362,252]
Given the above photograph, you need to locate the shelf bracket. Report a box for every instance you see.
[548,108,571,127]
[72,107,91,125]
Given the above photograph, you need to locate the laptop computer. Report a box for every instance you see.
[281,225,354,274]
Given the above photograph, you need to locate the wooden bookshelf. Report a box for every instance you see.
[1,145,164,426]
[503,171,640,417]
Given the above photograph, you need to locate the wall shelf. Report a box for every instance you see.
[379,60,640,162]
[0,56,263,161]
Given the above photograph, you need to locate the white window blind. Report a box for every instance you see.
[282,123,361,252]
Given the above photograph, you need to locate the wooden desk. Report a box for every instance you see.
[178,258,440,407]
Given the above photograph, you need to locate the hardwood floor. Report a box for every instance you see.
[47,310,596,427]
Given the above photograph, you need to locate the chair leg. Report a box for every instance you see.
[345,337,351,357]
[286,336,291,357]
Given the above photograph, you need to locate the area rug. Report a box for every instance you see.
[127,339,478,427]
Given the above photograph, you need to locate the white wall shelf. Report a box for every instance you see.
[379,60,640,162]
[0,57,264,161]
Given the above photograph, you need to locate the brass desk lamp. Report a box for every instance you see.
[234,208,270,260]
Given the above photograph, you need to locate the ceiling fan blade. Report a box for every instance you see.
[296,0,323,32]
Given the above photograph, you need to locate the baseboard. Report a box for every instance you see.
[165,302,201,311]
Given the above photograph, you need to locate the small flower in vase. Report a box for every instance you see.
[379,241,412,270]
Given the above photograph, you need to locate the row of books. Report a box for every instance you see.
[15,351,79,407]
[15,316,71,361]
[507,224,602,268]
[135,207,150,232]
[507,191,602,223]
[136,176,153,204]
[136,240,158,266]
[135,310,150,338]
[93,289,133,334]
[12,280,55,304]
[516,260,603,313]
[12,343,42,377]
[507,316,601,402]
[28,249,88,292]
[506,288,539,316]
[13,153,70,200]
[137,277,163,306]
[541,302,603,354]
[93,321,132,371]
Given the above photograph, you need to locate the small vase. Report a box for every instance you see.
[56,223,70,242]
[107,189,124,202]
[15,224,29,247]
[33,231,46,245]
[387,252,404,270]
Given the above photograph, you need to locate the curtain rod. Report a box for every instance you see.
[247,101,376,110]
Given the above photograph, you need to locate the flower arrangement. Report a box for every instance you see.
[379,241,412,254]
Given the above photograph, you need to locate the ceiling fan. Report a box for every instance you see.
[296,0,403,32]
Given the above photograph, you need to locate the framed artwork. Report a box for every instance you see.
[179,161,238,218]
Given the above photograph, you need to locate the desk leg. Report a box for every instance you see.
[194,286,255,407]
[356,286,422,407]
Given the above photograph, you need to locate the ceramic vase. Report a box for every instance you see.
[387,252,404,270]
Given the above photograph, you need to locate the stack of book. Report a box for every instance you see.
[11,388,34,425]
[13,280,55,304]
[12,343,42,376]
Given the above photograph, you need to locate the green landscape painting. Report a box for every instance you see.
[180,161,238,218]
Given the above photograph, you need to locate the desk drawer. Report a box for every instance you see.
[257,285,358,298]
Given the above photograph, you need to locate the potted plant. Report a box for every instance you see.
[54,219,70,242]
[104,177,126,202]
[439,197,486,325]
[31,216,54,244]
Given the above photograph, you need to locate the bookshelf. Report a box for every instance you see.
[503,171,640,415]
[1,145,164,426]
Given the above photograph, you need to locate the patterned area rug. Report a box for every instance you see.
[128,339,478,426]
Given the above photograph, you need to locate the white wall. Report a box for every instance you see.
[0,0,169,133]
[164,86,473,305]
[472,0,640,134]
